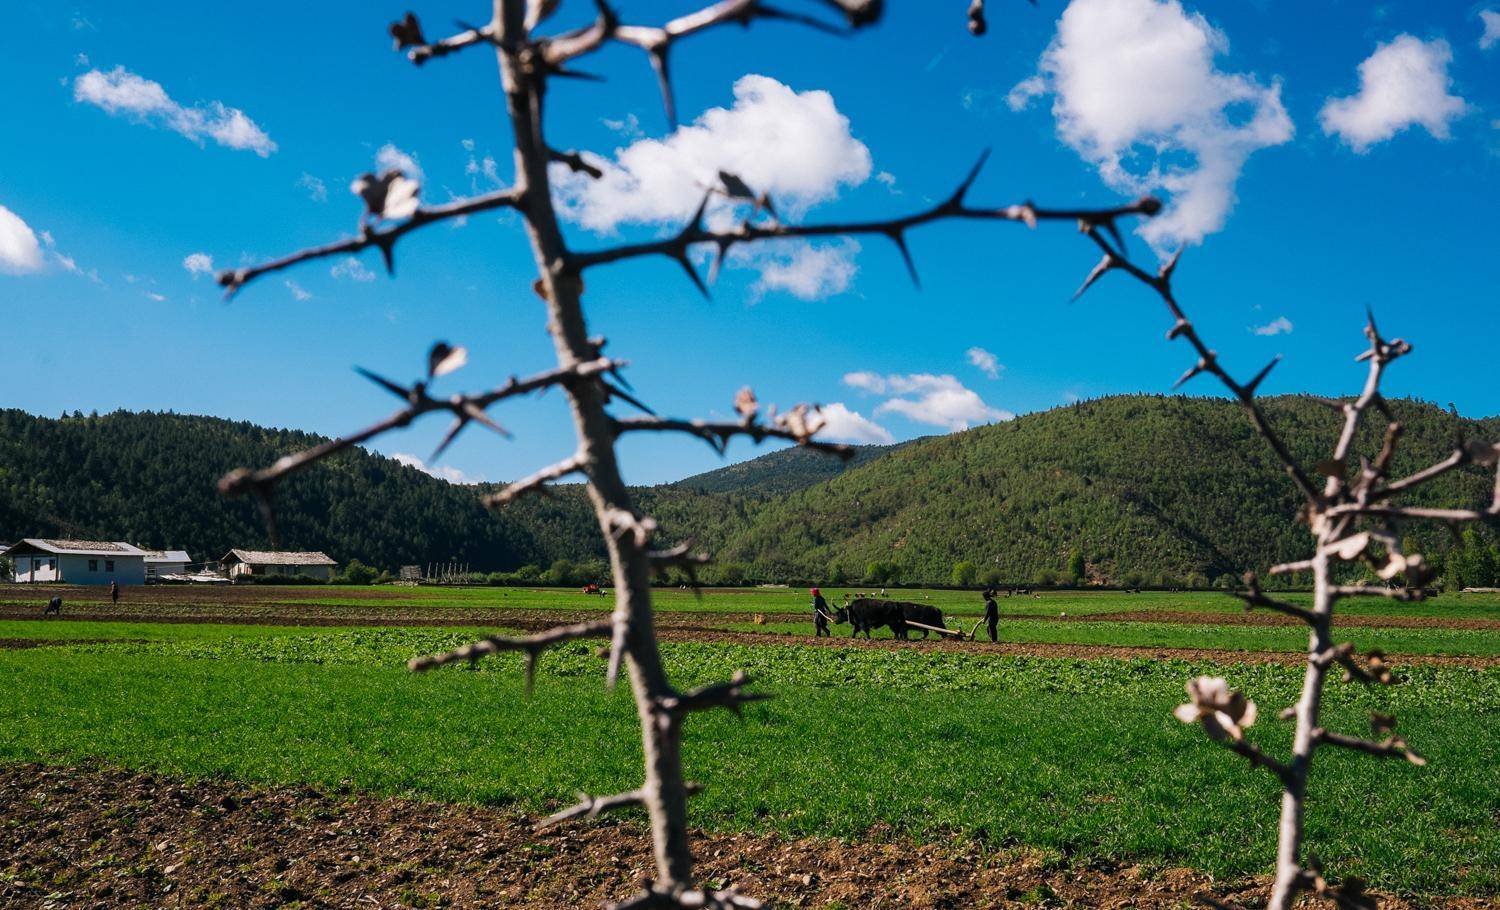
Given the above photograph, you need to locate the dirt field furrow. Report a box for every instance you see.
[5,606,1499,667]
[3,762,1491,910]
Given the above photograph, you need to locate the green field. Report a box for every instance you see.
[7,582,1500,618]
[3,585,1499,899]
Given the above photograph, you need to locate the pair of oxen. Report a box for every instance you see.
[832,597,947,640]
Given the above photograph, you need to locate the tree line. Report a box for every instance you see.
[1,396,1494,587]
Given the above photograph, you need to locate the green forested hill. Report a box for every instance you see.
[1,397,1494,584]
[707,395,1498,584]
[0,409,548,570]
[670,442,904,495]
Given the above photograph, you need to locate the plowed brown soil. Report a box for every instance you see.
[5,605,1500,667]
[3,763,1491,909]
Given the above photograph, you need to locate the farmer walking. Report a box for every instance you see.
[110,580,119,605]
[811,587,831,637]
[982,587,999,643]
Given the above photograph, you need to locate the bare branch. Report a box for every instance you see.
[1231,572,1317,625]
[540,0,865,125]
[218,357,620,503]
[1329,584,1427,602]
[407,619,613,694]
[397,15,501,66]
[570,156,1160,284]
[1313,728,1425,766]
[216,187,525,299]
[613,415,853,458]
[1075,230,1322,505]
[483,453,588,506]
[1313,643,1395,686]
[539,781,706,831]
[1323,503,1496,523]
[658,671,771,718]
[1267,559,1315,576]
[1222,738,1296,787]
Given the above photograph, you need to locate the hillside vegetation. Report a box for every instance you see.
[709,396,1498,585]
[1,397,1494,585]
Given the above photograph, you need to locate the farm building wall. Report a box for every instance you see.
[145,561,189,580]
[230,562,336,580]
[14,554,145,585]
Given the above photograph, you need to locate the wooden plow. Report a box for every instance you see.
[902,618,968,640]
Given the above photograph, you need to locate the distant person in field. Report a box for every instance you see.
[810,587,831,637]
[981,587,999,643]
[44,595,62,616]
[110,580,119,604]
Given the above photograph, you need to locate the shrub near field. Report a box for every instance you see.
[1,628,1497,896]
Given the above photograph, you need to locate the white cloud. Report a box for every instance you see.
[817,403,895,445]
[601,112,643,139]
[844,372,1012,432]
[552,74,872,232]
[285,279,312,301]
[74,66,276,156]
[391,452,480,484]
[376,143,423,180]
[464,148,501,191]
[182,252,214,277]
[842,371,888,394]
[966,346,1002,379]
[330,256,376,282]
[1481,10,1500,51]
[1011,0,1292,249]
[145,291,167,302]
[0,204,45,274]
[298,172,327,202]
[1319,36,1468,152]
[1006,75,1046,111]
[750,239,859,300]
[1250,315,1293,336]
[875,170,899,193]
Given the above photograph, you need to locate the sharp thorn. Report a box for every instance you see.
[1244,355,1282,397]
[430,417,467,461]
[649,50,675,128]
[950,148,991,205]
[354,367,412,401]
[888,230,920,288]
[1072,254,1114,301]
[675,253,709,298]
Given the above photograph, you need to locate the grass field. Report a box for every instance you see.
[7,582,1500,619]
[3,584,1500,900]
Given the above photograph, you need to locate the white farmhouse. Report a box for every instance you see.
[143,549,192,581]
[220,549,338,581]
[1,539,148,585]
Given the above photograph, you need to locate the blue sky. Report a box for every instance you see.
[3,0,1497,486]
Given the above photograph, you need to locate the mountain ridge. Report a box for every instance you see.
[1,396,1494,584]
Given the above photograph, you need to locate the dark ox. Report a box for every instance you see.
[834,599,947,640]
[834,598,904,639]
[899,602,947,639]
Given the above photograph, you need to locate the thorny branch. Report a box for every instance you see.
[569,161,1161,295]
[205,1,1500,908]
[538,782,707,831]
[216,187,524,299]
[612,415,853,459]
[408,619,612,692]
[216,352,621,542]
[1121,231,1498,908]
